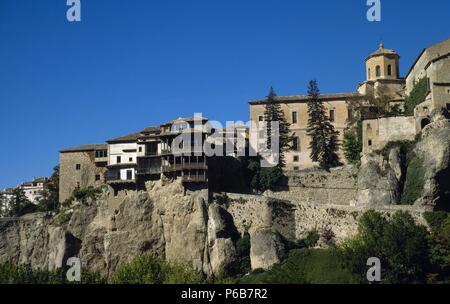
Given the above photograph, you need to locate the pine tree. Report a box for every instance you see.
[306,80,341,170]
[263,86,294,168]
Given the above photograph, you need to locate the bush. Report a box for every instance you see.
[404,78,428,115]
[424,211,449,232]
[248,159,285,193]
[304,230,320,248]
[340,210,429,283]
[111,254,205,284]
[72,187,103,204]
[0,263,106,284]
[239,248,359,284]
[235,231,251,275]
[215,193,230,208]
[428,216,450,278]
[401,155,425,204]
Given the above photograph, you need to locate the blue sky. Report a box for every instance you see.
[0,0,449,189]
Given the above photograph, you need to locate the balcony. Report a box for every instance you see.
[182,175,207,183]
[136,167,161,175]
[161,162,207,172]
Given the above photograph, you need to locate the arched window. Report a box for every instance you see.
[376,65,381,77]
[368,68,371,79]
[387,64,392,76]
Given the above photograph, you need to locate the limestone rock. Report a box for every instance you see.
[250,228,286,270]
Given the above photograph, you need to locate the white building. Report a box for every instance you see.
[20,177,48,204]
[106,132,141,188]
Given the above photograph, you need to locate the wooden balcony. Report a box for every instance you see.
[136,167,161,175]
[161,162,207,172]
[181,175,207,183]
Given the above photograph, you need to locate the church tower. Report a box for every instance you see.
[365,41,400,80]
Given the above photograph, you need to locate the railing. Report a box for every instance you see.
[137,167,161,175]
[161,163,207,172]
[182,175,207,183]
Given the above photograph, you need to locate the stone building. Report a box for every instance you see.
[249,93,360,171]
[59,144,108,203]
[405,38,450,128]
[362,38,450,153]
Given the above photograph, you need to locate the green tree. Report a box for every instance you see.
[38,165,60,212]
[306,80,341,170]
[428,216,450,278]
[8,188,36,217]
[263,87,294,168]
[247,159,283,193]
[340,210,429,283]
[342,131,362,164]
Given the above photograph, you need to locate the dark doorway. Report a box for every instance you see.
[421,118,431,130]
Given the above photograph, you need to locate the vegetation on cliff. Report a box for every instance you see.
[404,77,428,115]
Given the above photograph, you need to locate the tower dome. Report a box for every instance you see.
[365,41,400,80]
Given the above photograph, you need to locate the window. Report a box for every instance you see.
[95,175,100,181]
[139,147,142,152]
[258,116,264,122]
[376,65,381,77]
[75,164,81,170]
[367,123,372,131]
[447,103,450,111]
[129,157,133,162]
[387,64,392,76]
[368,140,372,146]
[126,170,133,180]
[368,68,371,79]
[329,109,336,122]
[292,137,299,151]
[117,156,121,164]
[293,167,299,171]
[292,111,298,124]
[95,150,107,158]
[293,155,299,162]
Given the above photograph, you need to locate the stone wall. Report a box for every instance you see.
[266,166,359,206]
[362,116,417,153]
[59,151,106,203]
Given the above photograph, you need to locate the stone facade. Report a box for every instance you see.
[249,94,359,171]
[362,116,417,153]
[59,145,107,203]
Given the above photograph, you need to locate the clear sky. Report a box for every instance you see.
[0,0,449,189]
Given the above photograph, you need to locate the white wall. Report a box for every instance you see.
[108,142,138,165]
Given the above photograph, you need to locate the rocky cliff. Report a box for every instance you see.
[1,120,449,275]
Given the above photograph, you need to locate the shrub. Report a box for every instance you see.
[340,210,430,283]
[72,187,103,204]
[401,155,426,204]
[404,78,428,115]
[424,211,449,232]
[304,230,320,248]
[239,248,359,284]
[235,231,251,275]
[111,254,205,284]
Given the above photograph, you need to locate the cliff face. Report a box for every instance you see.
[1,122,449,275]
[0,180,238,278]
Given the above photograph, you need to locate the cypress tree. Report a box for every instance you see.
[263,86,293,168]
[306,80,341,170]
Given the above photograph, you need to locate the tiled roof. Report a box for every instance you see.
[60,144,107,153]
[107,132,141,143]
[249,92,361,105]
[366,42,399,61]
[141,126,161,133]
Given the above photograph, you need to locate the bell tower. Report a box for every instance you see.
[365,41,400,81]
